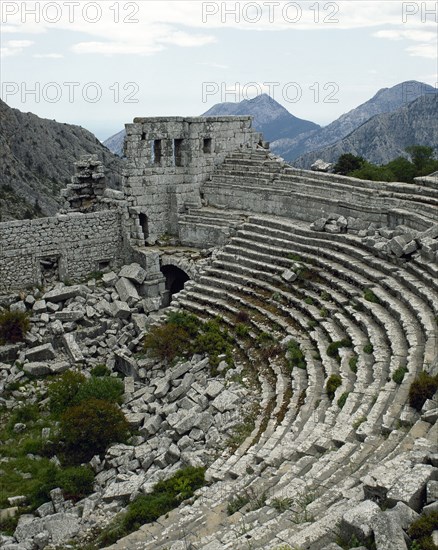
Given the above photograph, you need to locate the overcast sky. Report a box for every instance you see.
[1,0,437,140]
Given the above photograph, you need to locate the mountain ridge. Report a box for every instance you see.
[293,93,438,168]
[0,99,124,221]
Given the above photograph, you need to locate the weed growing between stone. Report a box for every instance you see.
[89,467,206,548]
[0,310,30,344]
[408,371,438,411]
[143,311,233,368]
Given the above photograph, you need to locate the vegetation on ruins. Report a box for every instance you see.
[326,374,342,401]
[333,146,438,183]
[326,338,353,363]
[48,370,124,416]
[363,342,374,354]
[286,339,306,371]
[408,371,438,411]
[0,367,132,535]
[143,311,233,368]
[61,398,130,463]
[363,289,381,304]
[91,467,206,548]
[0,310,30,344]
[392,366,408,384]
[407,511,438,550]
[349,355,358,373]
[337,391,349,409]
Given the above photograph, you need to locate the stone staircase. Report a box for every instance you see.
[104,210,437,550]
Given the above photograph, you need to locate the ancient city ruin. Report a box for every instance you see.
[0,116,437,549]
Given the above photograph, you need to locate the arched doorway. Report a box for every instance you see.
[139,213,149,244]
[161,265,190,305]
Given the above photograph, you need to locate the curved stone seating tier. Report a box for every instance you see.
[106,195,436,547]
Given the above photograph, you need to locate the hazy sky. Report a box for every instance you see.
[1,1,437,140]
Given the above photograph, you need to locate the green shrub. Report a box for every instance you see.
[287,339,306,371]
[227,492,251,515]
[235,323,250,338]
[8,403,39,429]
[98,467,205,545]
[407,511,438,550]
[143,312,232,367]
[90,364,111,377]
[194,319,233,367]
[271,497,292,512]
[327,339,352,362]
[0,310,30,344]
[349,355,358,373]
[320,307,328,318]
[337,392,349,409]
[74,376,124,405]
[256,332,275,347]
[326,374,342,401]
[61,398,129,463]
[392,366,408,384]
[48,371,86,415]
[304,296,314,305]
[363,289,381,304]
[408,372,438,411]
[55,466,94,501]
[363,342,373,354]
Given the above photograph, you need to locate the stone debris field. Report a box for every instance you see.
[0,117,437,550]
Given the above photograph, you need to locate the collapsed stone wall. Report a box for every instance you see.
[0,210,126,291]
[123,116,261,246]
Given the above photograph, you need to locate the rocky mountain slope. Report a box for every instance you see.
[103,94,320,156]
[272,80,436,162]
[293,93,438,168]
[202,93,320,142]
[0,100,124,221]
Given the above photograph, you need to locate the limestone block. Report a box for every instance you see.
[340,500,380,540]
[32,300,47,314]
[205,380,225,399]
[282,269,297,282]
[23,362,51,377]
[115,277,140,306]
[427,480,438,504]
[119,263,147,285]
[10,301,27,314]
[386,464,435,511]
[62,334,84,363]
[44,513,80,544]
[372,511,408,550]
[43,285,89,303]
[110,300,131,319]
[102,271,118,287]
[54,311,84,322]
[211,390,240,412]
[14,515,45,542]
[141,415,163,436]
[24,343,56,362]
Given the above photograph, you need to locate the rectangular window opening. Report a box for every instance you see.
[174,139,183,167]
[203,138,212,154]
[152,139,162,165]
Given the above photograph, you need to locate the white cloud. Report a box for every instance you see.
[197,62,229,69]
[0,0,436,59]
[406,43,438,59]
[33,53,63,58]
[72,41,165,56]
[0,40,34,57]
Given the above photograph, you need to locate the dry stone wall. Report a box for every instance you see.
[0,210,125,291]
[123,116,261,245]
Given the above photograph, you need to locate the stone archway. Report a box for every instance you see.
[160,264,190,306]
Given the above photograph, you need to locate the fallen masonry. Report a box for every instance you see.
[0,116,437,550]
